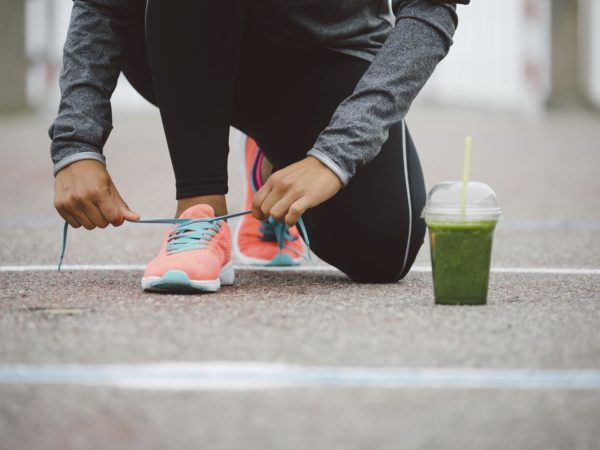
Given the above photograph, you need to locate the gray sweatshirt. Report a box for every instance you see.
[49,0,466,185]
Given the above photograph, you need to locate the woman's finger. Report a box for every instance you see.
[70,206,96,230]
[84,203,109,229]
[96,195,125,226]
[269,193,299,222]
[284,197,311,227]
[113,184,140,222]
[252,183,272,220]
[257,187,283,220]
[120,205,140,222]
[96,187,139,226]
[57,207,81,228]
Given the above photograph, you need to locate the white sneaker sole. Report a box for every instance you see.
[141,261,234,293]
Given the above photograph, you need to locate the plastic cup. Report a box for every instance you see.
[421,182,502,305]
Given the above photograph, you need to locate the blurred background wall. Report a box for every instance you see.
[1,0,598,114]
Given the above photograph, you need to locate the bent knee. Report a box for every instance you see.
[313,235,423,284]
[345,266,405,283]
[337,254,408,284]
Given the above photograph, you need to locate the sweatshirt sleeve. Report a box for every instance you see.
[48,0,142,175]
[307,1,460,186]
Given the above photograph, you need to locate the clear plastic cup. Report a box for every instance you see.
[421,182,502,305]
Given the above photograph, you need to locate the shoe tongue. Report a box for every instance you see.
[179,204,216,220]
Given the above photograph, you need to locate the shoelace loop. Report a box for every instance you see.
[258,217,302,256]
[166,220,223,254]
[57,210,310,271]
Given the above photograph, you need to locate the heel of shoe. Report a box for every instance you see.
[219,262,235,286]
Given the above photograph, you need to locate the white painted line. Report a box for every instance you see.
[1,264,599,275]
[0,264,146,272]
[5,217,600,230]
[497,219,600,231]
[0,264,337,273]
[0,363,598,390]
[490,267,600,275]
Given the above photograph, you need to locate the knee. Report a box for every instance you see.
[310,226,424,284]
[334,236,424,283]
[344,263,405,284]
[332,249,407,283]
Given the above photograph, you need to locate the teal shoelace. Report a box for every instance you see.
[258,217,304,258]
[57,210,310,271]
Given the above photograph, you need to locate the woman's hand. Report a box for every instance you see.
[54,159,140,229]
[252,156,343,226]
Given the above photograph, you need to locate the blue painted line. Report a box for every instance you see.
[0,364,599,390]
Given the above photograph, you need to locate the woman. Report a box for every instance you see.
[50,0,467,292]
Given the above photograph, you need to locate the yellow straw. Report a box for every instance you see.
[460,136,473,216]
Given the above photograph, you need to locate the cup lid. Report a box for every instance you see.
[421,181,502,219]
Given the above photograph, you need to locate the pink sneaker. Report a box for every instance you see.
[233,136,306,265]
[142,204,234,293]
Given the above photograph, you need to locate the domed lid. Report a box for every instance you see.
[421,181,502,220]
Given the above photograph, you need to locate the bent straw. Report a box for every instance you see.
[460,136,473,217]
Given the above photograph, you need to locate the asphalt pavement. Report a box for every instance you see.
[0,105,599,450]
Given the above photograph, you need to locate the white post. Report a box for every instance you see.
[0,0,28,112]
[548,0,584,106]
[579,0,600,108]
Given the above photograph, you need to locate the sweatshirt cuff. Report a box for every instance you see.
[53,151,106,176]
[307,148,350,187]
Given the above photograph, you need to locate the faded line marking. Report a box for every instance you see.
[0,265,599,275]
[497,219,600,231]
[0,264,147,272]
[0,363,599,390]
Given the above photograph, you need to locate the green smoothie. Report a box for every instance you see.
[426,220,497,305]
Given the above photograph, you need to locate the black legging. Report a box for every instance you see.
[121,0,426,282]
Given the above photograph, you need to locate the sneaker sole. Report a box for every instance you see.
[234,248,300,266]
[141,262,234,293]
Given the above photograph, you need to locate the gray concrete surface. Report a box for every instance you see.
[1,106,599,450]
[1,387,598,450]
[1,270,599,367]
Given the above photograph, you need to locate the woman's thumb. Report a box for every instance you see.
[114,190,140,221]
[121,205,140,221]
